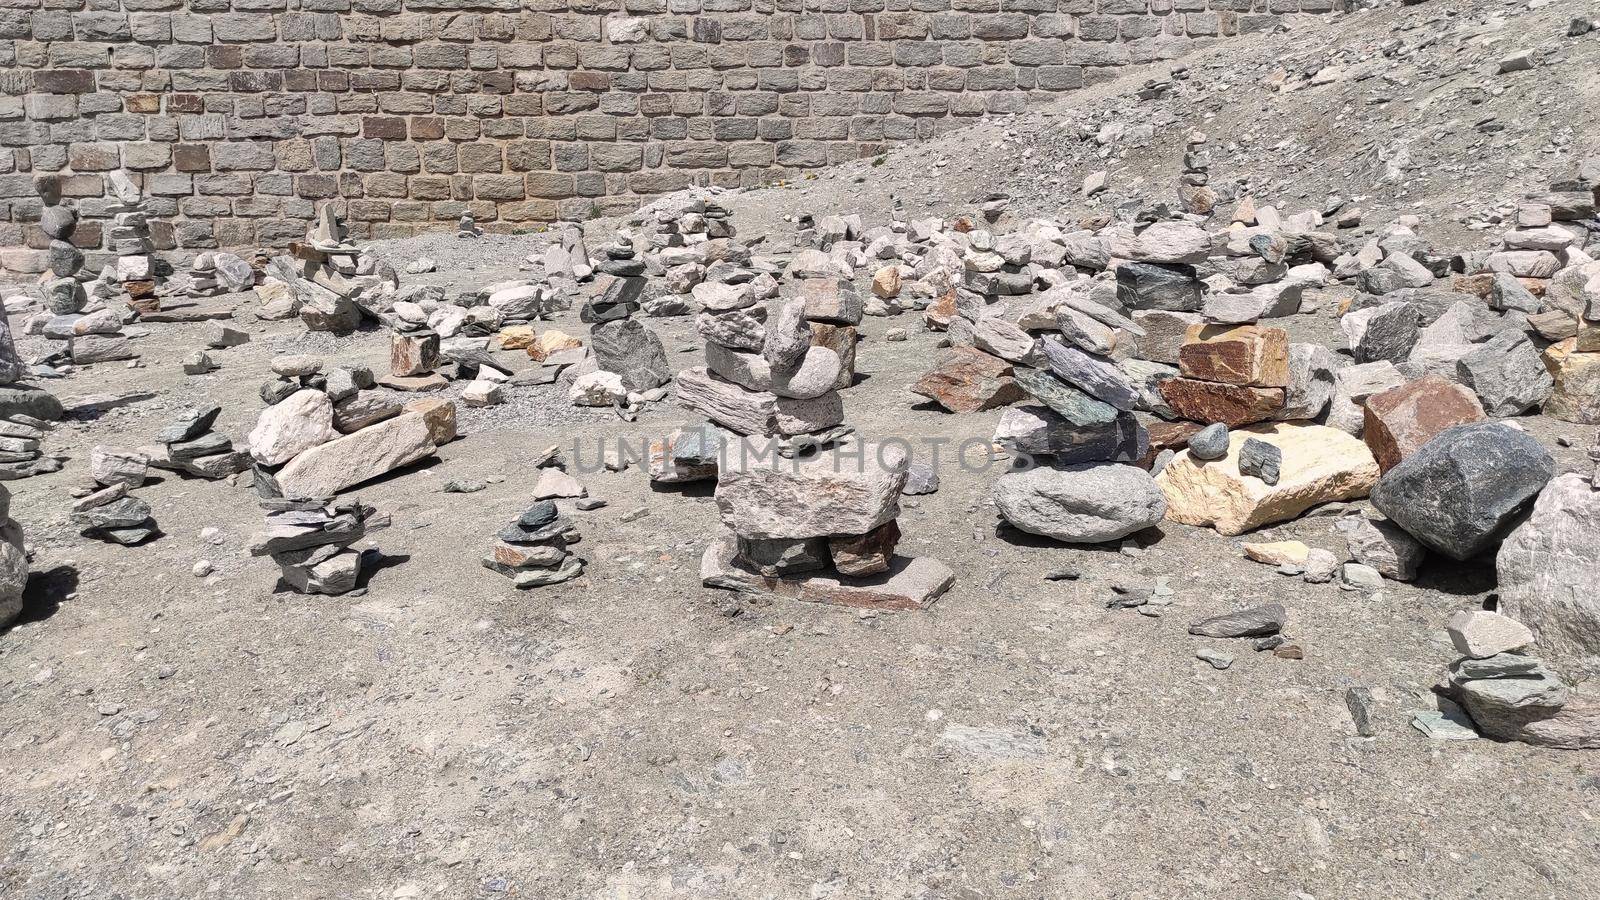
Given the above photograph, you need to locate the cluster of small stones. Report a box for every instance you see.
[482,499,584,588]
[249,498,380,596]
[0,0,1348,274]
[182,249,254,297]
[71,446,159,545]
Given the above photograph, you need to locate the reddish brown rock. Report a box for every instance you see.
[391,330,439,377]
[1138,421,1204,469]
[1362,375,1485,472]
[829,520,901,577]
[1159,377,1286,427]
[910,347,1025,413]
[923,289,958,331]
[1178,324,1291,387]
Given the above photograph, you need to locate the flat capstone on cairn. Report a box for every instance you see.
[137,402,251,480]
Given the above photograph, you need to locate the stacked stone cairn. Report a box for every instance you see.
[72,447,158,545]
[28,176,136,368]
[1417,608,1599,750]
[250,498,379,596]
[0,484,27,630]
[138,403,251,480]
[702,436,955,611]
[184,251,255,297]
[1177,131,1217,217]
[259,205,395,333]
[482,500,584,588]
[0,310,63,479]
[573,273,671,413]
[248,355,452,502]
[36,176,89,318]
[105,172,160,313]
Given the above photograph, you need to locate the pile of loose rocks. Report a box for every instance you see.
[71,449,159,546]
[250,498,380,596]
[254,205,396,332]
[248,355,455,502]
[481,500,584,588]
[184,251,255,298]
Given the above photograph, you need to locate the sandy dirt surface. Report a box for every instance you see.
[4,2,1600,898]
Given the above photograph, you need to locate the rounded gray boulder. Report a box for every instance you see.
[993,462,1167,544]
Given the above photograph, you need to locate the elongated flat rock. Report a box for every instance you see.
[676,367,844,437]
[273,412,436,500]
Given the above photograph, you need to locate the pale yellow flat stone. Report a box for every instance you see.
[1157,423,1379,536]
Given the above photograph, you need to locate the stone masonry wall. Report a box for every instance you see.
[0,0,1345,275]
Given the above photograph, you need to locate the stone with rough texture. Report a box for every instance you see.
[1327,361,1406,436]
[1178,324,1290,387]
[1158,423,1379,535]
[1337,516,1425,581]
[1159,378,1285,427]
[993,462,1166,543]
[1362,376,1485,473]
[404,398,457,445]
[1132,309,1203,363]
[1342,302,1418,363]
[1188,423,1229,459]
[1237,438,1281,485]
[1498,474,1600,677]
[1011,368,1118,426]
[1189,604,1286,638]
[1371,422,1554,560]
[248,390,338,466]
[715,442,906,540]
[829,520,900,577]
[1457,332,1554,417]
[769,346,842,401]
[676,367,844,437]
[1040,339,1138,410]
[910,348,1025,414]
[1446,610,1534,659]
[1540,340,1600,424]
[993,406,1146,464]
[273,413,436,501]
[702,533,953,611]
[590,318,671,392]
[1276,343,1338,421]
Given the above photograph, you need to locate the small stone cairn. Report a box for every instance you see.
[482,500,584,588]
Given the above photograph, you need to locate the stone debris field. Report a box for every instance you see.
[2,0,1600,897]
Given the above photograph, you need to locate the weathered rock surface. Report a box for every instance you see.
[1371,422,1553,560]
[993,462,1166,543]
[702,533,953,611]
[1159,378,1285,427]
[1157,423,1379,535]
[1498,474,1600,677]
[273,412,436,500]
[676,367,845,437]
[993,406,1146,463]
[1362,376,1486,472]
[714,441,906,539]
[910,347,1025,413]
[248,390,338,466]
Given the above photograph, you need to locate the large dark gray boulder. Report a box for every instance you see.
[1370,422,1554,560]
[0,385,64,422]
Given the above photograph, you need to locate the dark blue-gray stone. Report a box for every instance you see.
[1238,438,1281,485]
[1188,422,1229,460]
[1370,422,1554,560]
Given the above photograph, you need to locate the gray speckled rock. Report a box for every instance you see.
[1238,438,1281,485]
[992,462,1166,544]
[1275,343,1338,422]
[1336,516,1425,581]
[1371,422,1554,560]
[1188,603,1286,638]
[1040,338,1139,411]
[589,318,670,392]
[1498,474,1600,678]
[1011,367,1119,426]
[1188,423,1229,460]
[1455,332,1554,417]
[1341,302,1418,364]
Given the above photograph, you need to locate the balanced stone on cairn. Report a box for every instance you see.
[482,500,584,588]
[106,171,160,313]
[140,402,251,479]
